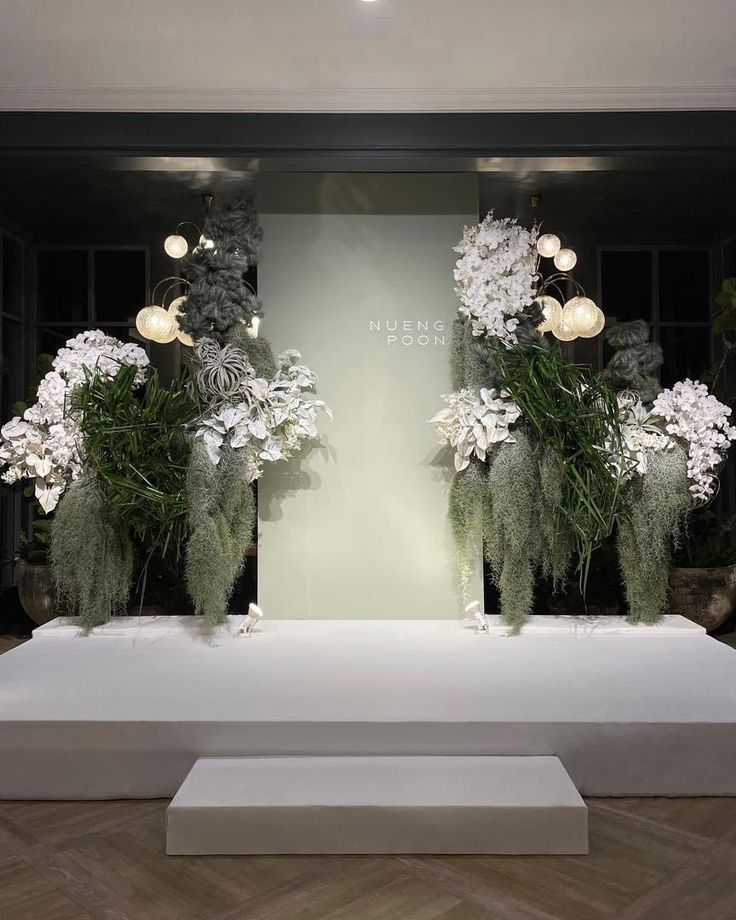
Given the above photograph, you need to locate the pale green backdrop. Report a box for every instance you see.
[257,174,480,618]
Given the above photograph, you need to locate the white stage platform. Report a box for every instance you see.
[1,616,736,799]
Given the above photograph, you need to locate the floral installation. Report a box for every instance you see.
[652,379,736,503]
[431,387,521,472]
[193,342,331,481]
[440,211,736,632]
[453,212,538,347]
[0,331,149,513]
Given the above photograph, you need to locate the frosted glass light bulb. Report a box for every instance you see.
[535,295,563,334]
[563,296,599,337]
[164,234,188,259]
[537,234,561,258]
[247,316,261,339]
[135,305,177,343]
[553,316,577,342]
[554,248,577,272]
[581,306,606,339]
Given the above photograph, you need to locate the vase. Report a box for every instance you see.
[17,560,57,626]
[668,565,736,632]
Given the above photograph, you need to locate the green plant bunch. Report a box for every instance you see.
[18,517,53,564]
[495,344,625,590]
[72,365,199,563]
[708,277,736,405]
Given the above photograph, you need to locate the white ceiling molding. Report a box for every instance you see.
[1,84,735,113]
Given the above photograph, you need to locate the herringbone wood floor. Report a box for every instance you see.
[1,636,736,920]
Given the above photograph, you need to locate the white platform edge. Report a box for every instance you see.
[32,614,705,641]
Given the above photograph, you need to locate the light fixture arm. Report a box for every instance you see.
[174,220,202,238]
[150,275,189,304]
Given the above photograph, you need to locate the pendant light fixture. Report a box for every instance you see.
[531,195,605,342]
[135,277,192,346]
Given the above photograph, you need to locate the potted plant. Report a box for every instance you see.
[669,510,736,631]
[664,279,736,631]
[17,517,57,625]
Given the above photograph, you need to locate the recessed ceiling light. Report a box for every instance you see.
[361,0,380,3]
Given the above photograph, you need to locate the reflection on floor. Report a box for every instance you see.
[0,634,735,920]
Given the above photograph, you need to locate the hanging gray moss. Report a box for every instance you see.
[450,302,548,395]
[482,430,542,633]
[448,458,487,601]
[537,448,575,587]
[617,445,691,624]
[603,320,664,404]
[185,439,256,626]
[50,477,134,633]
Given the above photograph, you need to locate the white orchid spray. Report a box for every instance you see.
[0,331,149,513]
[194,347,331,481]
[453,212,538,347]
[430,387,522,472]
[652,379,736,502]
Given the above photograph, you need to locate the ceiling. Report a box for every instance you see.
[0,0,734,113]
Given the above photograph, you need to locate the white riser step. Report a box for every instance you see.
[166,755,588,855]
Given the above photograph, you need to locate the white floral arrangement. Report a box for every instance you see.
[606,392,673,480]
[430,387,521,472]
[453,212,538,347]
[652,379,736,503]
[0,330,149,512]
[195,348,331,481]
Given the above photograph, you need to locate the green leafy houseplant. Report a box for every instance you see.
[72,364,198,563]
[51,366,199,630]
[709,277,736,405]
[494,344,625,590]
[19,517,53,564]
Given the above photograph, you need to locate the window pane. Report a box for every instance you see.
[37,250,88,322]
[600,250,653,323]
[658,250,710,323]
[660,326,711,388]
[2,235,23,317]
[94,250,146,322]
[36,326,85,359]
[2,317,23,413]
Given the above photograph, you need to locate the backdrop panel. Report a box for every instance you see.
[257,174,479,618]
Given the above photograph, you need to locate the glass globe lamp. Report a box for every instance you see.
[164,234,188,259]
[554,248,577,272]
[535,295,563,334]
[553,316,577,342]
[579,305,606,339]
[537,234,561,258]
[563,296,599,337]
[136,305,177,344]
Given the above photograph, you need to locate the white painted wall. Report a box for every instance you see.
[257,174,480,618]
